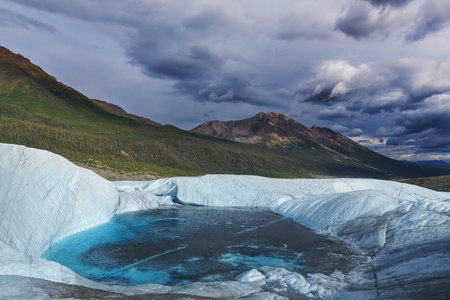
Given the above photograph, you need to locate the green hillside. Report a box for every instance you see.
[0,47,316,178]
[1,46,448,179]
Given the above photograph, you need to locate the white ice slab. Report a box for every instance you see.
[0,144,119,256]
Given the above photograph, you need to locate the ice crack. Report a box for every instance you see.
[234,217,287,235]
[93,245,188,281]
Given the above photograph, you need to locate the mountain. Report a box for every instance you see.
[1,45,449,179]
[192,112,450,178]
[192,112,366,151]
[0,46,315,178]
[192,112,377,162]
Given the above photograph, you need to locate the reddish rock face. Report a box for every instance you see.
[191,112,368,153]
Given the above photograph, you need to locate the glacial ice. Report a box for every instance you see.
[0,143,449,299]
[0,144,119,257]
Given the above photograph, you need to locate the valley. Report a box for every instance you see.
[1,46,449,180]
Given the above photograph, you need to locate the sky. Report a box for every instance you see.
[0,0,449,162]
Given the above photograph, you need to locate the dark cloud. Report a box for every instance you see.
[394,107,450,136]
[406,1,450,42]
[387,129,450,153]
[131,45,225,81]
[361,0,414,8]
[335,3,391,40]
[337,0,450,42]
[335,4,373,39]
[119,4,291,108]
[127,38,286,107]
[319,106,358,120]
[195,74,287,107]
[0,7,55,32]
[385,95,450,153]
[300,86,335,103]
[6,0,293,110]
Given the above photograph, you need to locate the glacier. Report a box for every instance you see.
[0,143,449,299]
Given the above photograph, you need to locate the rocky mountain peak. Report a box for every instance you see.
[254,112,290,121]
[192,112,368,153]
[267,112,288,119]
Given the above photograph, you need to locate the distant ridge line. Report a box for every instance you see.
[91,99,162,127]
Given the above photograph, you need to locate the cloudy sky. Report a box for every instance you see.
[1,0,449,162]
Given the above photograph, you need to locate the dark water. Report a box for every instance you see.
[42,207,362,286]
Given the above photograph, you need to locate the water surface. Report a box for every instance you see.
[43,206,362,286]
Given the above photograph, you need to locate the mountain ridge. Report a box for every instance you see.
[192,111,374,163]
[91,99,162,127]
[192,111,366,152]
[1,45,449,179]
[0,46,315,178]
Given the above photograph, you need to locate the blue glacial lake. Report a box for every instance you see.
[42,206,362,286]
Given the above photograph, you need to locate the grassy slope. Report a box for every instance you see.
[0,72,316,178]
[1,47,448,179]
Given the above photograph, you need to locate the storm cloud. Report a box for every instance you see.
[362,0,414,8]
[335,2,394,40]
[406,1,450,41]
[1,0,449,161]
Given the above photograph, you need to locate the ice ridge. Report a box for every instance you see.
[0,143,119,256]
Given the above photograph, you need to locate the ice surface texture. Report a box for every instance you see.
[1,143,449,299]
[0,144,119,256]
